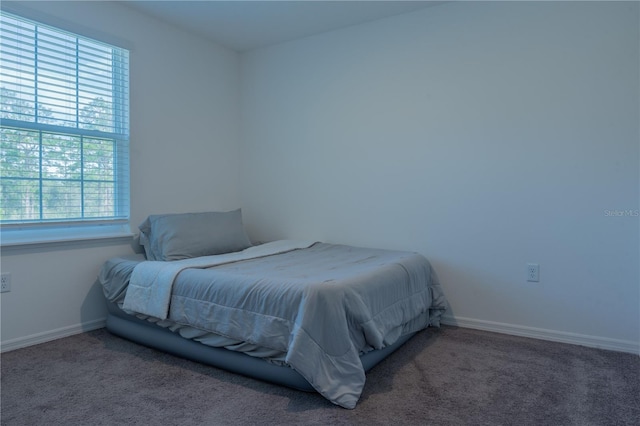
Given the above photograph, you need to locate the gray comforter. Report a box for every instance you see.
[100,241,447,409]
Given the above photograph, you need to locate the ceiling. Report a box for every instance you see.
[124,1,445,52]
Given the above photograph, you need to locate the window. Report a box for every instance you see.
[0,11,130,242]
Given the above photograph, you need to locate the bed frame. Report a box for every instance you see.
[106,301,415,392]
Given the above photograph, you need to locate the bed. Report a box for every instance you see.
[99,210,448,409]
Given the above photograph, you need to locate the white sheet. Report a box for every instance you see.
[122,240,316,319]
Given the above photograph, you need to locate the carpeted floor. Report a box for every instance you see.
[1,325,638,425]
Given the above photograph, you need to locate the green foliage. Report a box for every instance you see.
[0,87,118,222]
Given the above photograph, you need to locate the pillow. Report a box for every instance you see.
[138,209,252,261]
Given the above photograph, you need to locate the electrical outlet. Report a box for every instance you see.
[1,273,11,292]
[526,263,539,282]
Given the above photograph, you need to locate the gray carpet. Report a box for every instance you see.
[1,326,638,425]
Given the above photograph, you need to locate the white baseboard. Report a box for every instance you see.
[440,315,639,355]
[0,318,106,353]
[2,315,638,356]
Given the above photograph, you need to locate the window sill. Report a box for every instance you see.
[1,223,134,252]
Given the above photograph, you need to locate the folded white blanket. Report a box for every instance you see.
[122,240,316,319]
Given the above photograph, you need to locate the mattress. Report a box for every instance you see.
[99,241,447,408]
[105,300,417,393]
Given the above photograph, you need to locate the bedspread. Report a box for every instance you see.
[123,240,316,319]
[112,242,447,408]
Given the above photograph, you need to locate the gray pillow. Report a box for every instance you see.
[138,209,252,261]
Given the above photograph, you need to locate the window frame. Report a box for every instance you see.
[0,10,132,245]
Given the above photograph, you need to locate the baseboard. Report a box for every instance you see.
[440,315,639,355]
[0,318,106,353]
[2,315,638,356]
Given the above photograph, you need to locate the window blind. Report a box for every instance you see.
[0,11,130,225]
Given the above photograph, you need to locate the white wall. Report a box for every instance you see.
[2,1,638,355]
[1,1,242,349]
[240,1,639,352]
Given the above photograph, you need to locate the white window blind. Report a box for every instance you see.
[0,11,129,229]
